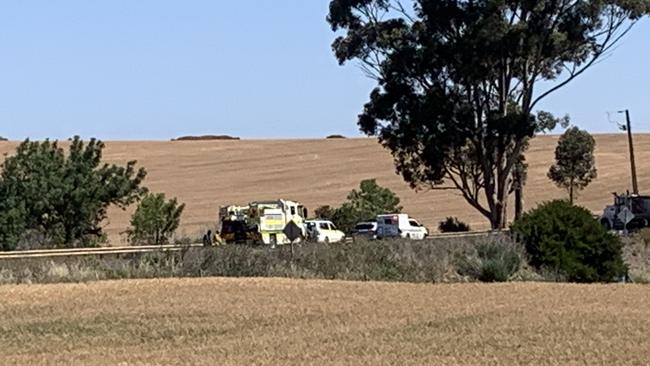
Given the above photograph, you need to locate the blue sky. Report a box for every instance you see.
[0,1,648,140]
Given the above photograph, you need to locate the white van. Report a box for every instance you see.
[376,214,428,240]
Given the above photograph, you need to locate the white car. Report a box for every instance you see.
[304,220,346,243]
[376,214,428,240]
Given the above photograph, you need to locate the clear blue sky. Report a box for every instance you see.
[1,1,648,140]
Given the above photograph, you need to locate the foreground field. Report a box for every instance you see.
[2,134,649,243]
[1,278,649,365]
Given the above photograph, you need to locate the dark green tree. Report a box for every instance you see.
[548,127,597,204]
[0,137,146,250]
[314,205,336,220]
[328,0,647,229]
[128,192,185,245]
[332,179,402,233]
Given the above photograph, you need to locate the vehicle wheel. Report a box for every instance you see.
[324,237,330,244]
[406,234,411,239]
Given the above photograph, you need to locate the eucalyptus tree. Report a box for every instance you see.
[328,0,647,228]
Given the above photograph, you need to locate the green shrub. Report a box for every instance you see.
[439,217,471,233]
[326,179,402,233]
[0,237,482,285]
[128,193,185,245]
[511,200,627,283]
[314,205,336,220]
[456,236,522,282]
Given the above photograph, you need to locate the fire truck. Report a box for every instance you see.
[215,200,307,245]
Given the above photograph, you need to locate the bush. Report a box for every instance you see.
[439,217,471,233]
[456,236,523,282]
[326,179,402,233]
[128,193,185,245]
[326,134,346,139]
[0,237,496,285]
[314,205,336,220]
[511,200,627,283]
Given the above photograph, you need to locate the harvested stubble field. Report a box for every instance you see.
[1,134,649,243]
[0,278,649,365]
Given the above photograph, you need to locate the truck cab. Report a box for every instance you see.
[601,193,650,231]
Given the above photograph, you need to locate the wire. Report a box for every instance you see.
[606,111,627,131]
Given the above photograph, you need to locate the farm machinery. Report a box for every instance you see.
[600,193,650,232]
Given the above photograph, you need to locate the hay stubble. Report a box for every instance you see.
[2,134,649,243]
[1,278,649,365]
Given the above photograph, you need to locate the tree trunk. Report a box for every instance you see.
[515,185,523,221]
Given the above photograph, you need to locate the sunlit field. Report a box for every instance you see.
[2,134,649,244]
[1,278,649,365]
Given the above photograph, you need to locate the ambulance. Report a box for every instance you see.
[375,214,428,240]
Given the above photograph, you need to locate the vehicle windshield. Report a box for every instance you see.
[409,220,420,227]
[631,197,650,215]
[221,221,246,234]
[354,223,375,231]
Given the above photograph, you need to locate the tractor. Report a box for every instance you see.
[600,193,650,232]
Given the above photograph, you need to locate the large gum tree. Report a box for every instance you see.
[328,0,647,229]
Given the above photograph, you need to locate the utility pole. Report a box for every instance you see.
[621,109,639,195]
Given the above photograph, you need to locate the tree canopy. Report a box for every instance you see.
[319,179,402,233]
[128,192,185,245]
[0,137,147,250]
[328,0,647,228]
[548,126,597,204]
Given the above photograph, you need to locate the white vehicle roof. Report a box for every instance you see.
[305,219,334,224]
[377,213,408,218]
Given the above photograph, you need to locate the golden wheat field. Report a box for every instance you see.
[0,277,647,365]
[1,134,649,243]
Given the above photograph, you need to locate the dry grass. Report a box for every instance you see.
[2,134,649,243]
[0,278,648,365]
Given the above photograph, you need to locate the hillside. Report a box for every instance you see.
[1,134,648,243]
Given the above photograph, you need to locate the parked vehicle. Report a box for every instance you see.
[600,193,650,231]
[248,200,307,245]
[304,220,346,243]
[215,200,307,245]
[218,205,252,244]
[351,221,378,240]
[376,214,428,240]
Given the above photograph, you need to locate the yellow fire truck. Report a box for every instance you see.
[215,200,307,245]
